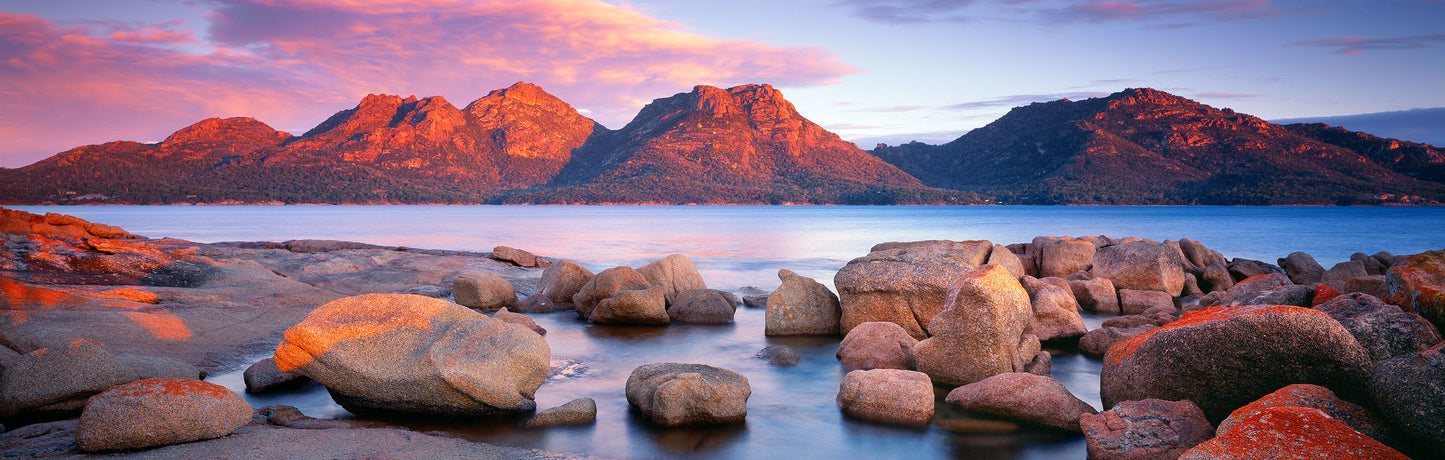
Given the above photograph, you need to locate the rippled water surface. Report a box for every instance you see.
[16,205,1445,459]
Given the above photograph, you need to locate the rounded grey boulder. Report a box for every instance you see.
[625,363,750,426]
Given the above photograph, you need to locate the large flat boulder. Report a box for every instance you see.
[667,289,736,324]
[452,271,515,310]
[0,339,199,423]
[274,293,549,416]
[1102,305,1373,423]
[834,240,993,338]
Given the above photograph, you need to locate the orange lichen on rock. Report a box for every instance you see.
[1312,285,1341,306]
[1106,305,1313,366]
[103,378,233,399]
[1180,407,1408,459]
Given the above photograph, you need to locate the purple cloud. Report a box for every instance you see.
[944,91,1111,110]
[1292,34,1445,55]
[839,0,1282,25]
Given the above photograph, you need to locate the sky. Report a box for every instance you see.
[2,0,1443,168]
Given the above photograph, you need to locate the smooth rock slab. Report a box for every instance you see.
[1091,241,1187,296]
[1079,398,1214,460]
[524,398,597,428]
[1179,407,1408,460]
[76,378,252,452]
[945,372,1096,432]
[626,363,750,426]
[836,369,935,428]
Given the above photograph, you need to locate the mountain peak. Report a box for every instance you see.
[161,117,288,148]
[467,81,577,118]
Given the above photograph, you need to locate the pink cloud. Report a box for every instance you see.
[202,0,856,125]
[0,13,319,167]
[839,0,1281,24]
[0,1,856,167]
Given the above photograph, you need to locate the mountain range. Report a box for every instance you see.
[2,84,1441,205]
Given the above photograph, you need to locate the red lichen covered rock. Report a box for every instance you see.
[1179,407,1408,460]
[1101,305,1371,423]
[75,378,252,452]
[1079,398,1214,460]
[1385,249,1445,332]
[1216,384,1397,448]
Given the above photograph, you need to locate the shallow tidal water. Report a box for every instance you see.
[17,205,1445,459]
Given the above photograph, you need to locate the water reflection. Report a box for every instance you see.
[214,307,1104,459]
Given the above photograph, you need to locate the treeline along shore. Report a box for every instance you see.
[1,206,1442,459]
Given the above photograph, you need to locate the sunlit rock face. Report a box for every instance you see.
[274,293,550,417]
[872,87,1445,205]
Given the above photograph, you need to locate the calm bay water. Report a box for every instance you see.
[12,205,1445,459]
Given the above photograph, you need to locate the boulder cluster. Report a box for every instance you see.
[3,207,1443,458]
[808,236,1442,458]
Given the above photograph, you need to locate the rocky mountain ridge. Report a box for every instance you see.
[2,85,1440,205]
[871,88,1445,205]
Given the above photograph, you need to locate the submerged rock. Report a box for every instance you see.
[524,398,596,428]
[625,363,750,426]
[754,345,802,367]
[669,289,736,324]
[243,357,310,394]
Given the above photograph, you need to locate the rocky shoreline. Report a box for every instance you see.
[1,206,1441,459]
